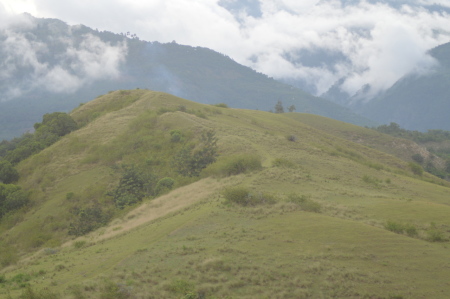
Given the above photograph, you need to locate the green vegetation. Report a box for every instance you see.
[274,100,284,113]
[172,130,218,177]
[203,153,262,177]
[373,122,450,178]
[0,183,29,219]
[384,221,418,237]
[0,160,19,184]
[222,186,277,206]
[287,193,322,213]
[0,112,78,165]
[1,90,450,298]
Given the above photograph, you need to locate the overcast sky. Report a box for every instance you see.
[1,0,450,99]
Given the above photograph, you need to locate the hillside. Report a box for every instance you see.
[0,14,373,140]
[356,42,450,131]
[1,90,450,298]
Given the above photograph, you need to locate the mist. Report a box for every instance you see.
[0,12,127,101]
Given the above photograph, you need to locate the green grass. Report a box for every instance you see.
[1,90,450,298]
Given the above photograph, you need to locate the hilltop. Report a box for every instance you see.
[1,90,450,298]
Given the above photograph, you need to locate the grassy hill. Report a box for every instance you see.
[1,90,450,298]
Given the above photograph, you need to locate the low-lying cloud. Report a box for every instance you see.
[0,12,127,101]
[1,0,450,101]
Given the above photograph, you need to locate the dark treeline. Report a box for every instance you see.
[373,122,450,179]
[0,112,78,220]
[374,122,450,144]
[0,112,77,165]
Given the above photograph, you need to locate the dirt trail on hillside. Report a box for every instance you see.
[67,178,224,245]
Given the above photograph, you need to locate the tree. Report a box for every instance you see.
[36,112,78,137]
[274,100,284,113]
[112,165,146,208]
[173,130,219,177]
[0,160,19,183]
[288,105,296,112]
[0,183,29,218]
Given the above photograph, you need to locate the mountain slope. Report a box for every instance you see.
[356,42,450,131]
[1,90,450,298]
[0,14,373,140]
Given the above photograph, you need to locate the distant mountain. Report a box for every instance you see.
[357,42,450,131]
[0,14,373,140]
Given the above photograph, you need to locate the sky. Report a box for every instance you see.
[1,0,450,100]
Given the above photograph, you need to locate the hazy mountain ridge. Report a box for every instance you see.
[357,42,450,131]
[0,14,373,140]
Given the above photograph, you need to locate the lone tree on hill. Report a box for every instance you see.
[288,105,296,112]
[274,100,284,113]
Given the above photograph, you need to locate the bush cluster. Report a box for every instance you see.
[204,154,262,177]
[0,112,77,165]
[287,194,322,213]
[0,183,29,220]
[222,186,277,206]
[173,130,218,177]
[384,221,418,237]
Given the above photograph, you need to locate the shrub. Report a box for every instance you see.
[19,285,59,299]
[427,223,445,242]
[170,130,183,143]
[173,130,218,177]
[212,103,228,108]
[100,281,131,299]
[0,160,19,183]
[68,206,110,236]
[73,240,87,249]
[385,221,405,234]
[409,162,423,176]
[0,183,30,219]
[411,153,424,164]
[405,225,418,237]
[166,280,195,295]
[222,186,249,206]
[427,229,445,242]
[385,221,419,237]
[287,194,321,213]
[272,158,295,168]
[286,135,297,142]
[155,177,175,195]
[222,186,277,206]
[204,154,262,177]
[0,244,19,267]
[112,165,146,208]
[362,175,381,187]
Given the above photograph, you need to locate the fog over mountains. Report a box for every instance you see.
[2,0,450,101]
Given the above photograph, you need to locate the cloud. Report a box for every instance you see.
[0,14,127,101]
[1,0,450,101]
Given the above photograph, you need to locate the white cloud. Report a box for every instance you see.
[0,14,128,100]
